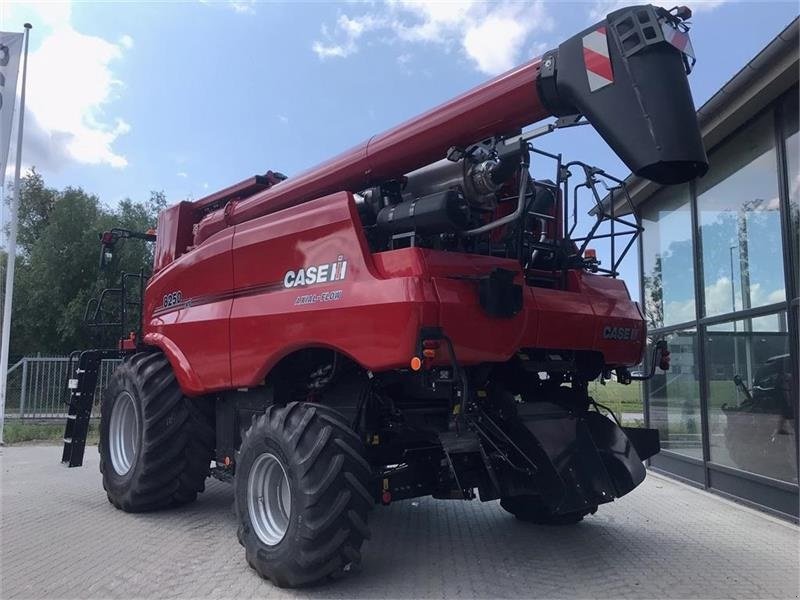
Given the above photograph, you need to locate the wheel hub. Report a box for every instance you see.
[247,452,291,546]
[108,390,140,476]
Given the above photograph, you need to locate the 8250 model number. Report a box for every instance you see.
[163,291,183,308]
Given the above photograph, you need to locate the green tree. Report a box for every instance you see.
[643,255,664,330]
[3,171,163,356]
[15,167,58,253]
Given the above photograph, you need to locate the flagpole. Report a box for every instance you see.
[0,23,32,445]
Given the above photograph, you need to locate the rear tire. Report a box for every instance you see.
[500,495,595,525]
[99,352,215,512]
[235,402,372,588]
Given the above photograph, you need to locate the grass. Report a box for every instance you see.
[588,380,644,421]
[2,420,99,445]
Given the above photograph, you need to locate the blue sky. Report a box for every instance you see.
[1,0,798,295]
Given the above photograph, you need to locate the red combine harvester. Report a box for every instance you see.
[63,4,705,587]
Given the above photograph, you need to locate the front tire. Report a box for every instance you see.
[500,495,595,525]
[235,402,373,588]
[99,352,215,512]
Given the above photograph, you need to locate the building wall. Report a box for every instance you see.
[639,85,799,518]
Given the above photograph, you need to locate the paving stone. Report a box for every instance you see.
[1,445,798,599]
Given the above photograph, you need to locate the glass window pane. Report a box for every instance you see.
[647,329,702,458]
[705,313,796,483]
[641,185,695,329]
[698,111,785,317]
[783,88,798,288]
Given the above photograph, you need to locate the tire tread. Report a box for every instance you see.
[236,401,372,588]
[99,352,214,513]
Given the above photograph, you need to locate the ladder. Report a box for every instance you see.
[61,349,121,467]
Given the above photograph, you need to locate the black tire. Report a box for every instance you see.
[500,495,595,525]
[235,402,373,588]
[99,352,215,512]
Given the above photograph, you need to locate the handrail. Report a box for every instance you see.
[5,358,24,376]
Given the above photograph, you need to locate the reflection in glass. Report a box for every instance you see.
[699,111,785,317]
[641,185,695,329]
[706,314,796,483]
[647,330,702,458]
[783,89,798,283]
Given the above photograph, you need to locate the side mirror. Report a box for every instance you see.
[98,231,117,270]
[99,246,114,270]
[96,227,156,271]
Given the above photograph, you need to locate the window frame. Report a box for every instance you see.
[695,110,786,319]
[638,88,800,503]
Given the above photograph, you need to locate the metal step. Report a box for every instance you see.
[61,349,121,468]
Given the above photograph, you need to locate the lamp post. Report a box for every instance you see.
[729,244,741,401]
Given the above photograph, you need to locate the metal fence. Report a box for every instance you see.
[4,356,122,420]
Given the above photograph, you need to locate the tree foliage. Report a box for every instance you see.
[2,171,164,357]
[642,255,664,331]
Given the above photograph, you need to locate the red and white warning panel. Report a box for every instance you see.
[661,22,695,59]
[582,27,614,92]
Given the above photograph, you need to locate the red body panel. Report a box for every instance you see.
[153,201,195,273]
[144,194,645,396]
[144,229,235,395]
[228,192,438,388]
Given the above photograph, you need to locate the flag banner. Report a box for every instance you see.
[0,32,24,186]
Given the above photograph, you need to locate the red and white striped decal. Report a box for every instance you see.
[582,26,613,92]
[661,23,695,59]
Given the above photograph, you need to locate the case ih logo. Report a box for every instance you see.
[283,256,348,288]
[602,326,640,341]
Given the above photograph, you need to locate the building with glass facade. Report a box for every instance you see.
[624,19,798,519]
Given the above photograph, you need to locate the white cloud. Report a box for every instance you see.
[277,114,289,124]
[673,276,787,320]
[312,14,385,59]
[118,34,134,49]
[389,1,473,43]
[7,2,131,171]
[312,1,554,75]
[312,41,350,59]
[658,275,786,327]
[589,0,727,21]
[196,0,256,13]
[177,171,188,178]
[462,14,528,75]
[663,296,696,325]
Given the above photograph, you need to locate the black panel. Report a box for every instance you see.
[623,425,661,461]
[708,464,799,519]
[542,4,708,184]
[479,268,523,318]
[650,451,705,485]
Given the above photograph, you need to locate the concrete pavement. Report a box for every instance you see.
[1,445,798,599]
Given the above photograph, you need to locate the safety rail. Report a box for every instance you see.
[529,144,642,278]
[84,270,148,344]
